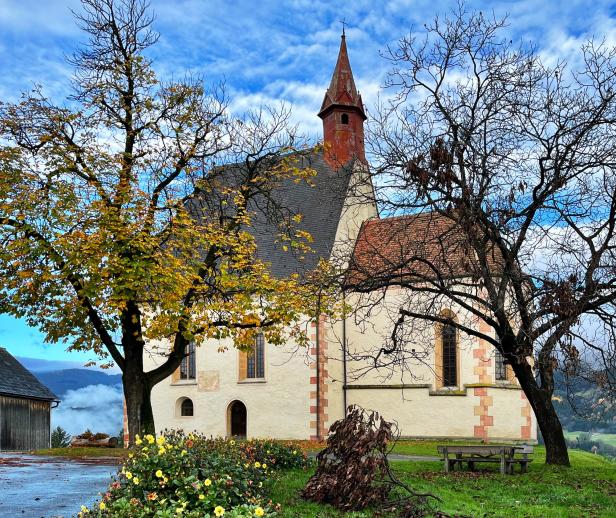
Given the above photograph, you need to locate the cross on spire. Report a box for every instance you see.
[339,18,347,37]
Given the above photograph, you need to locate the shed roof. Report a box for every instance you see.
[0,347,59,401]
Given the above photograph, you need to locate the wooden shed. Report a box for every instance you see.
[0,347,59,451]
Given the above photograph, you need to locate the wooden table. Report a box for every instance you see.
[437,445,533,474]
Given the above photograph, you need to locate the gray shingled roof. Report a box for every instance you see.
[0,347,59,401]
[189,150,354,278]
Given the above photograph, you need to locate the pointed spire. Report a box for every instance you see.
[318,34,366,120]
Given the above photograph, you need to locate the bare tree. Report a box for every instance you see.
[345,5,616,465]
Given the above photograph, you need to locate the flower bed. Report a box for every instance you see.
[79,431,311,517]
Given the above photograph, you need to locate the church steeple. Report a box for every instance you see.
[318,33,367,168]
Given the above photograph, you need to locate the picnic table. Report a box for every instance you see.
[437,444,533,475]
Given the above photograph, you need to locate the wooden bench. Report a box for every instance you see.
[437,445,534,474]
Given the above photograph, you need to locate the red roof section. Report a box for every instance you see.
[348,212,504,287]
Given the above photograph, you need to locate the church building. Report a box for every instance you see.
[145,35,537,443]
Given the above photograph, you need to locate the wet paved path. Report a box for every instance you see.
[0,453,119,518]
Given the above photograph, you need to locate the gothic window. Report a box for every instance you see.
[180,398,194,417]
[441,321,458,387]
[341,113,349,124]
[180,341,196,380]
[247,333,265,378]
[495,349,507,381]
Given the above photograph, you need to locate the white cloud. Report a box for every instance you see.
[52,384,124,437]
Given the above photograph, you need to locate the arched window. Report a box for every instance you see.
[441,321,458,387]
[495,349,507,381]
[180,398,194,417]
[341,113,349,124]
[247,333,265,378]
[239,334,265,381]
[180,341,196,380]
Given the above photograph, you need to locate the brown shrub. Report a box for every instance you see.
[301,405,394,510]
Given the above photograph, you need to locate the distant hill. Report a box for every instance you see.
[34,369,122,398]
[553,370,616,434]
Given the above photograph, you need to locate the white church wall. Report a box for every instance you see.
[340,287,537,442]
[145,336,314,439]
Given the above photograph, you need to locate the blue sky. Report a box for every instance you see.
[1,0,615,366]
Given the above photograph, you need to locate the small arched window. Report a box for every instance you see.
[341,113,349,124]
[441,321,458,387]
[180,398,194,417]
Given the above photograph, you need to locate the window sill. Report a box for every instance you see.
[465,382,521,390]
[171,380,198,386]
[238,378,267,384]
[429,387,466,396]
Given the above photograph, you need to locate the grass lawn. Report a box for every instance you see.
[272,446,616,517]
[32,447,128,459]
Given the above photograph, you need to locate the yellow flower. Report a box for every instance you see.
[125,471,133,480]
[128,453,134,459]
[204,478,212,486]
[135,438,143,446]
[292,450,297,454]
[156,435,166,446]
[214,506,225,517]
[254,462,261,468]
[133,477,140,485]
[230,440,235,445]
[254,507,265,517]
[198,494,205,500]
[146,434,155,444]
[262,463,267,469]
[155,469,163,478]
[80,505,89,514]
[99,502,106,510]
[181,449,187,456]
[158,447,166,455]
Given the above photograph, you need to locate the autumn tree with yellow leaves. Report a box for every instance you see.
[0,0,333,442]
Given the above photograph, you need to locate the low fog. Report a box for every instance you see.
[51,384,124,436]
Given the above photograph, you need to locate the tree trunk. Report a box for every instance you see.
[512,358,570,466]
[123,372,156,444]
[120,304,157,445]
